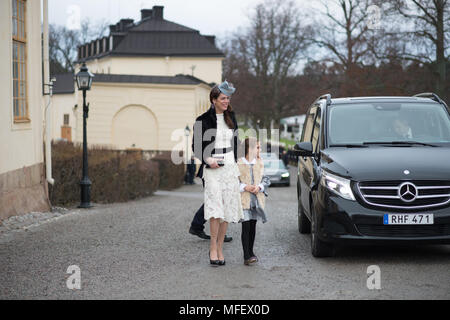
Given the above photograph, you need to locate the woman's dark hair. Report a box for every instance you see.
[210,86,235,129]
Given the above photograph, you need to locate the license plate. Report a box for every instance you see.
[383,214,434,225]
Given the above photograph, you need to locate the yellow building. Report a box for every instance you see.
[0,0,52,220]
[52,6,223,153]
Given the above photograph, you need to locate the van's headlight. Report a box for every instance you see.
[281,172,290,178]
[320,170,355,201]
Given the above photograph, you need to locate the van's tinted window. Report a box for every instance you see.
[328,102,450,145]
[301,106,317,143]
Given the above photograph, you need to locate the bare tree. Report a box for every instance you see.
[49,24,80,73]
[391,0,449,98]
[311,0,375,74]
[49,18,110,74]
[223,0,312,128]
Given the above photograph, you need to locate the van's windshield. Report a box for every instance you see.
[327,102,450,146]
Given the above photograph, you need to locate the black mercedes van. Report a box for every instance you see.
[295,93,450,257]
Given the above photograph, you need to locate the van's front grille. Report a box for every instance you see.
[357,181,450,210]
[357,224,450,237]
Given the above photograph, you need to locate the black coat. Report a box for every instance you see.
[192,106,239,178]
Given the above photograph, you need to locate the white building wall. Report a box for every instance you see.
[0,0,45,175]
[73,83,210,151]
[0,0,50,220]
[51,93,78,141]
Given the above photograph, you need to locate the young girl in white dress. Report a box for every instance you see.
[238,137,270,265]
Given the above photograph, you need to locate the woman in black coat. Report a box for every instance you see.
[192,82,244,266]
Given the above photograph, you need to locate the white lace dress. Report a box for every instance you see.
[203,114,244,223]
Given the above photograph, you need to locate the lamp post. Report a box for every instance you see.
[75,63,94,208]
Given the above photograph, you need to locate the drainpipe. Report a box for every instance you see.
[43,0,54,185]
[44,89,54,185]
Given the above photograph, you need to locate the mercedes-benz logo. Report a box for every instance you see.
[398,182,418,203]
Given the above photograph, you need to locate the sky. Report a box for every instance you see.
[48,0,324,40]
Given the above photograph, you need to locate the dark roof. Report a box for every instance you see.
[131,18,197,32]
[51,73,211,92]
[111,32,223,57]
[52,73,75,94]
[78,6,224,62]
[93,73,211,86]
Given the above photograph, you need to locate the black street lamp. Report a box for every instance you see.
[75,63,94,208]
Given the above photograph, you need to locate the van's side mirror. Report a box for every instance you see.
[294,142,313,157]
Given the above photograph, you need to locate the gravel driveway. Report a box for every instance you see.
[1,168,449,299]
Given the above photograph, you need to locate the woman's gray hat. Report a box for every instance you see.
[218,81,236,96]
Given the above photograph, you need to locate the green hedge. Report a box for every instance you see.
[49,141,183,207]
[151,152,185,190]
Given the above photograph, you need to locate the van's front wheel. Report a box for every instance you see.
[310,206,335,257]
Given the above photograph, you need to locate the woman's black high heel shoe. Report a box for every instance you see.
[217,250,225,266]
[209,251,220,266]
